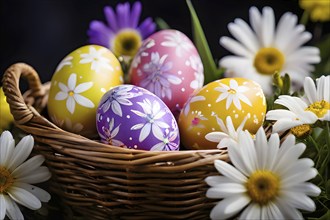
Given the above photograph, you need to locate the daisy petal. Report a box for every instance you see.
[228,141,250,176]
[15,166,51,184]
[220,37,252,58]
[0,131,15,167]
[7,135,34,172]
[255,127,268,169]
[206,183,246,198]
[304,77,317,104]
[282,192,316,212]
[205,132,228,143]
[0,195,5,220]
[8,187,41,210]
[272,119,302,133]
[281,168,318,187]
[290,182,321,197]
[274,143,306,172]
[205,176,233,187]
[3,195,23,220]
[239,203,261,220]
[11,155,45,179]
[261,7,275,46]
[214,160,247,183]
[210,194,250,220]
[12,182,51,203]
[277,199,303,220]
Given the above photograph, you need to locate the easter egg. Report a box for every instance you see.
[178,78,266,150]
[96,85,180,151]
[0,87,14,132]
[48,45,124,138]
[129,29,204,117]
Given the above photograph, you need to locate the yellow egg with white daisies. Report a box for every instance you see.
[0,87,14,132]
[47,45,124,138]
[178,78,266,150]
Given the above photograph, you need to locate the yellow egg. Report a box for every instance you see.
[0,87,14,132]
[47,45,124,138]
[178,78,266,150]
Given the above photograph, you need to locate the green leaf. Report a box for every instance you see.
[186,0,223,84]
[155,17,170,30]
[317,210,330,220]
[314,34,330,77]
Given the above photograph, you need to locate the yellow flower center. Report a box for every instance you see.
[0,166,14,193]
[290,124,312,138]
[299,0,330,22]
[228,89,237,94]
[112,29,142,57]
[254,47,285,75]
[305,100,330,118]
[246,170,280,205]
[69,91,74,96]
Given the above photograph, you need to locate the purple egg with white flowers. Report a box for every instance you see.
[96,85,180,151]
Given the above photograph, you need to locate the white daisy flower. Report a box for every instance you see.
[302,75,330,121]
[130,99,169,142]
[55,73,95,114]
[80,46,114,73]
[219,6,320,95]
[214,79,252,110]
[0,131,51,220]
[206,127,320,220]
[161,30,193,57]
[55,56,73,72]
[266,75,329,135]
[205,115,248,149]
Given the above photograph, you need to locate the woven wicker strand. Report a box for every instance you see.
[2,63,232,219]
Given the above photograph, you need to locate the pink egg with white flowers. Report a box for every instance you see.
[129,29,204,117]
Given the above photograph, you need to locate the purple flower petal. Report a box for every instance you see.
[87,21,114,47]
[104,6,118,32]
[116,2,130,28]
[138,17,157,38]
[130,1,142,28]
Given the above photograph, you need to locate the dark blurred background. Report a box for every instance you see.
[1,0,329,86]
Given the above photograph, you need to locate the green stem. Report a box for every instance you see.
[309,135,320,153]
[300,10,310,25]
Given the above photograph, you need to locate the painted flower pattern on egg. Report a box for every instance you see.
[139,52,182,100]
[96,85,180,151]
[129,29,204,116]
[214,79,252,110]
[80,46,114,73]
[48,45,124,138]
[161,30,194,57]
[178,78,266,150]
[55,73,94,114]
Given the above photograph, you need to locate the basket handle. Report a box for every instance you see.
[2,63,46,125]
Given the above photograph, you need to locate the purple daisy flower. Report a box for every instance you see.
[87,1,156,57]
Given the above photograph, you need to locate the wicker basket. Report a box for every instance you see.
[2,63,233,219]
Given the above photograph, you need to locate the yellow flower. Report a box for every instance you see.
[0,87,14,132]
[300,0,330,22]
